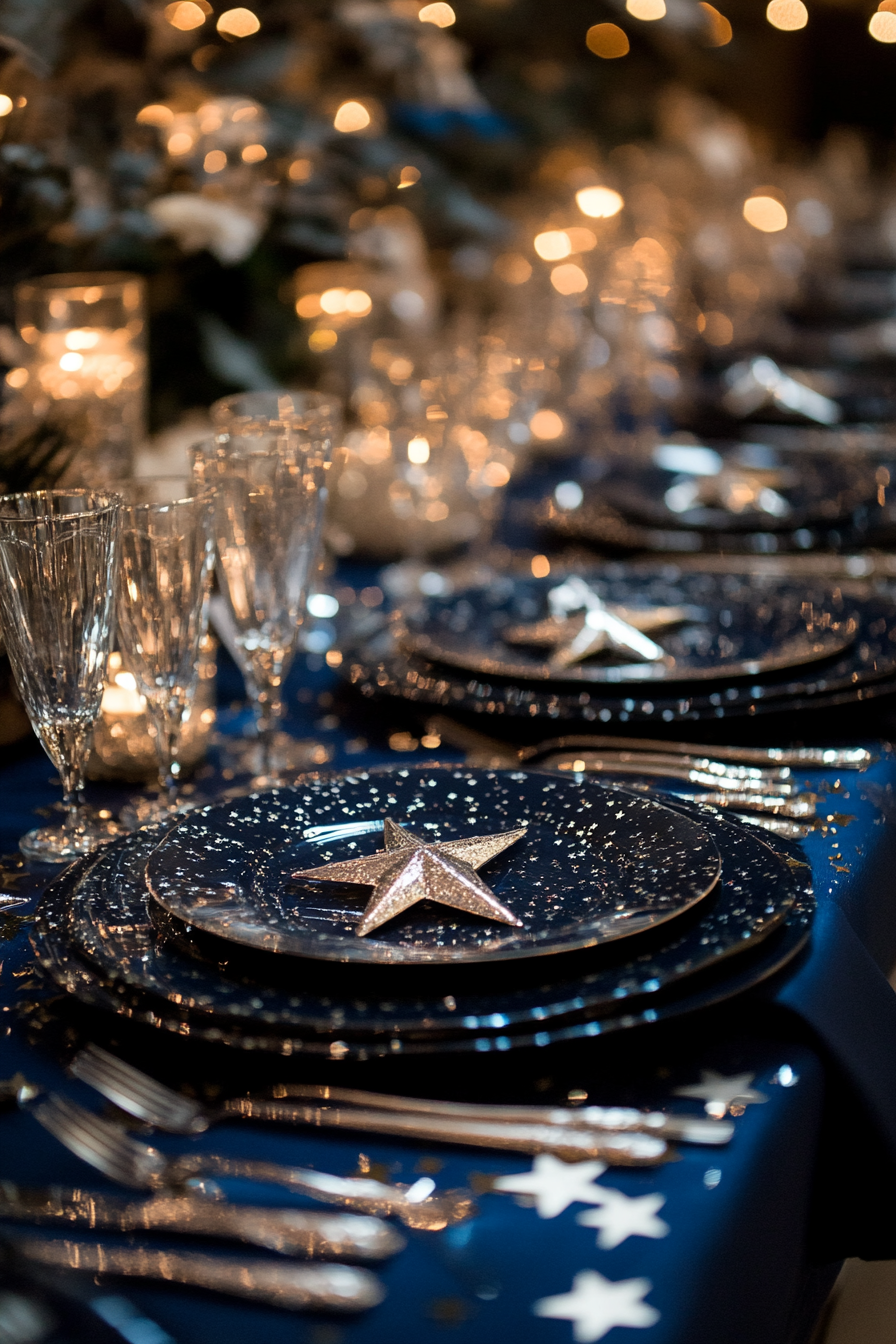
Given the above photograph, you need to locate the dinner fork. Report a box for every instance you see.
[12,1238,385,1311]
[70,1046,731,1147]
[33,1095,473,1229]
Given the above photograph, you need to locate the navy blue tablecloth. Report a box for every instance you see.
[1,658,896,1344]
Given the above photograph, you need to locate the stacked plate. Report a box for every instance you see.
[32,765,813,1060]
[544,438,896,555]
[344,566,896,726]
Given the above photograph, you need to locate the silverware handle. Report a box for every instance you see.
[225,1100,669,1163]
[522,734,872,769]
[15,1239,385,1311]
[0,1190,403,1260]
[262,1086,733,1145]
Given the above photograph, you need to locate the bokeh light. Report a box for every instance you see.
[531,554,552,577]
[397,166,421,188]
[530,410,565,440]
[241,143,267,163]
[565,227,597,252]
[494,253,533,284]
[407,436,431,463]
[743,194,788,232]
[309,329,338,352]
[165,2,206,30]
[534,230,572,260]
[699,3,733,44]
[418,3,456,25]
[586,23,630,57]
[626,0,666,19]
[216,7,260,37]
[0,95,12,117]
[576,186,624,218]
[334,101,371,133]
[766,0,807,31]
[137,104,173,126]
[289,159,313,182]
[551,263,588,294]
[167,131,195,156]
[204,150,227,173]
[869,10,896,41]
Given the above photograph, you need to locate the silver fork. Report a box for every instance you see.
[70,1045,731,1147]
[33,1094,473,1229]
[13,1238,385,1312]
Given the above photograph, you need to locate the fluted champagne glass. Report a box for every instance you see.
[0,490,120,860]
[114,478,215,823]
[194,435,329,786]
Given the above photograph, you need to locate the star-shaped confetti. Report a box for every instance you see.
[293,817,527,937]
[673,1070,768,1117]
[534,1270,660,1342]
[492,1154,607,1218]
[576,1188,669,1250]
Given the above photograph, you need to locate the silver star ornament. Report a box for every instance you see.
[673,1070,768,1117]
[293,817,526,937]
[534,1270,660,1342]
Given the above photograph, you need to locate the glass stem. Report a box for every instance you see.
[254,669,285,778]
[59,766,86,839]
[154,719,182,810]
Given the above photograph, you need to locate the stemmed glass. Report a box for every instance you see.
[113,477,215,824]
[0,490,120,860]
[195,390,338,786]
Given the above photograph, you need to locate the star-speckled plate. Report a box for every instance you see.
[145,768,721,965]
[29,800,811,1057]
[394,572,856,685]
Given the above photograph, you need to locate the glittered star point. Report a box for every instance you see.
[534,1270,660,1342]
[292,817,526,937]
[492,1154,607,1218]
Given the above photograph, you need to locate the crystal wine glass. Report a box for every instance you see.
[0,490,120,860]
[114,477,215,824]
[195,391,338,785]
[193,433,331,787]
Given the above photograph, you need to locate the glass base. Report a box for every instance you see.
[19,817,123,862]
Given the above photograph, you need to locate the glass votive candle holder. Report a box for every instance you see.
[11,272,147,485]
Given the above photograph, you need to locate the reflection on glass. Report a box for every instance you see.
[0,490,120,859]
[114,478,215,821]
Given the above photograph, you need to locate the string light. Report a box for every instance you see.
[585,23,630,57]
[418,2,456,25]
[334,101,371,132]
[534,230,571,260]
[766,0,807,31]
[743,193,788,232]
[216,7,260,36]
[626,0,666,19]
[699,3,733,44]
[576,186,624,218]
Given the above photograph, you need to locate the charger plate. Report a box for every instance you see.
[30,803,811,1058]
[396,573,855,685]
[145,768,720,965]
[33,793,798,1048]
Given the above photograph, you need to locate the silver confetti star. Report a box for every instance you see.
[293,817,526,937]
[492,1154,608,1218]
[673,1070,768,1117]
[534,1270,660,1342]
[576,1188,669,1250]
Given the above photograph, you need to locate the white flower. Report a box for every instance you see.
[147,193,264,265]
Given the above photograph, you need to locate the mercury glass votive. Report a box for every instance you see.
[13,272,147,485]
